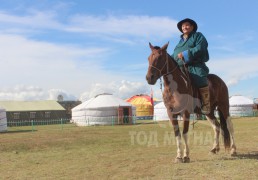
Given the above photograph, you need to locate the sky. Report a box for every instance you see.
[0,0,258,102]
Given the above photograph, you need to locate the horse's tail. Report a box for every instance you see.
[218,109,231,150]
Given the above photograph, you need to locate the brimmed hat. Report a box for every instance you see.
[177,18,198,33]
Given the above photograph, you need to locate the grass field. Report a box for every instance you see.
[1,117,258,179]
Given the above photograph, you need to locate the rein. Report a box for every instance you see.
[148,53,179,91]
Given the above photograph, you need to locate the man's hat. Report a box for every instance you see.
[177,18,198,33]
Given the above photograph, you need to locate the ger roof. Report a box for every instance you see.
[229,95,253,106]
[126,94,153,105]
[72,94,133,111]
[72,98,94,111]
[154,101,166,109]
[0,100,65,112]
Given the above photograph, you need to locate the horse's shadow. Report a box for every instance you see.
[233,151,258,160]
[194,151,258,163]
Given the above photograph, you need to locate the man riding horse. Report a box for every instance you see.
[171,18,210,114]
[146,18,237,163]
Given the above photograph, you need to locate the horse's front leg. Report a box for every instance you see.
[168,111,183,163]
[182,111,190,163]
[171,115,183,163]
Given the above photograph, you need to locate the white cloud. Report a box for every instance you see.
[0,85,45,101]
[0,10,63,36]
[210,31,256,54]
[0,80,152,102]
[207,55,258,87]
[0,34,122,97]
[0,85,77,101]
[0,10,179,43]
[0,10,180,101]
[48,89,77,101]
[66,15,178,39]
[1,7,257,101]
[79,80,150,102]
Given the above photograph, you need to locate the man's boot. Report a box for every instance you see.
[199,86,210,114]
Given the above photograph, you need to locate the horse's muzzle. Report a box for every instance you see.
[146,74,156,85]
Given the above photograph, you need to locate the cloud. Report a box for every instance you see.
[0,9,180,101]
[0,85,77,101]
[0,80,152,102]
[207,55,258,87]
[210,31,257,54]
[48,89,77,101]
[0,85,45,101]
[1,7,257,100]
[79,80,150,102]
[0,10,63,34]
[0,9,179,43]
[0,34,116,93]
[66,15,178,39]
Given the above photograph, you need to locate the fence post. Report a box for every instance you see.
[61,118,63,130]
[31,120,34,132]
[134,115,137,124]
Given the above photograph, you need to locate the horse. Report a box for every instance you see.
[146,42,237,163]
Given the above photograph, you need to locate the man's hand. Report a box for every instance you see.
[177,52,184,61]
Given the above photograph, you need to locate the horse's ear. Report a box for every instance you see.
[161,41,169,51]
[149,42,154,50]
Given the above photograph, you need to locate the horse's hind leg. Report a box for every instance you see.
[219,106,237,155]
[206,112,220,154]
[226,116,237,155]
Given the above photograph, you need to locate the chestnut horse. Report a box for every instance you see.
[146,42,236,163]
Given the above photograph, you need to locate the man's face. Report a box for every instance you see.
[182,22,194,35]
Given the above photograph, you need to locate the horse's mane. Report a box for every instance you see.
[167,53,178,66]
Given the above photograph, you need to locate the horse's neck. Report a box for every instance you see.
[163,55,190,94]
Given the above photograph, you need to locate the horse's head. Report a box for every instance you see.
[146,42,169,85]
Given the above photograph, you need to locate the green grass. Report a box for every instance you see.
[1,117,258,179]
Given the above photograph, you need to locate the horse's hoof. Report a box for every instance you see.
[209,148,220,154]
[183,156,190,163]
[174,157,183,163]
[230,150,237,157]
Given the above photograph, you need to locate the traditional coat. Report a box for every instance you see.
[171,32,209,87]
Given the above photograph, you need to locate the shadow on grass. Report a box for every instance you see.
[193,151,258,163]
[217,151,258,161]
[233,151,258,160]
[134,120,157,125]
[1,129,38,133]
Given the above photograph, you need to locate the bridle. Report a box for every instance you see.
[148,51,179,91]
[148,51,178,77]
